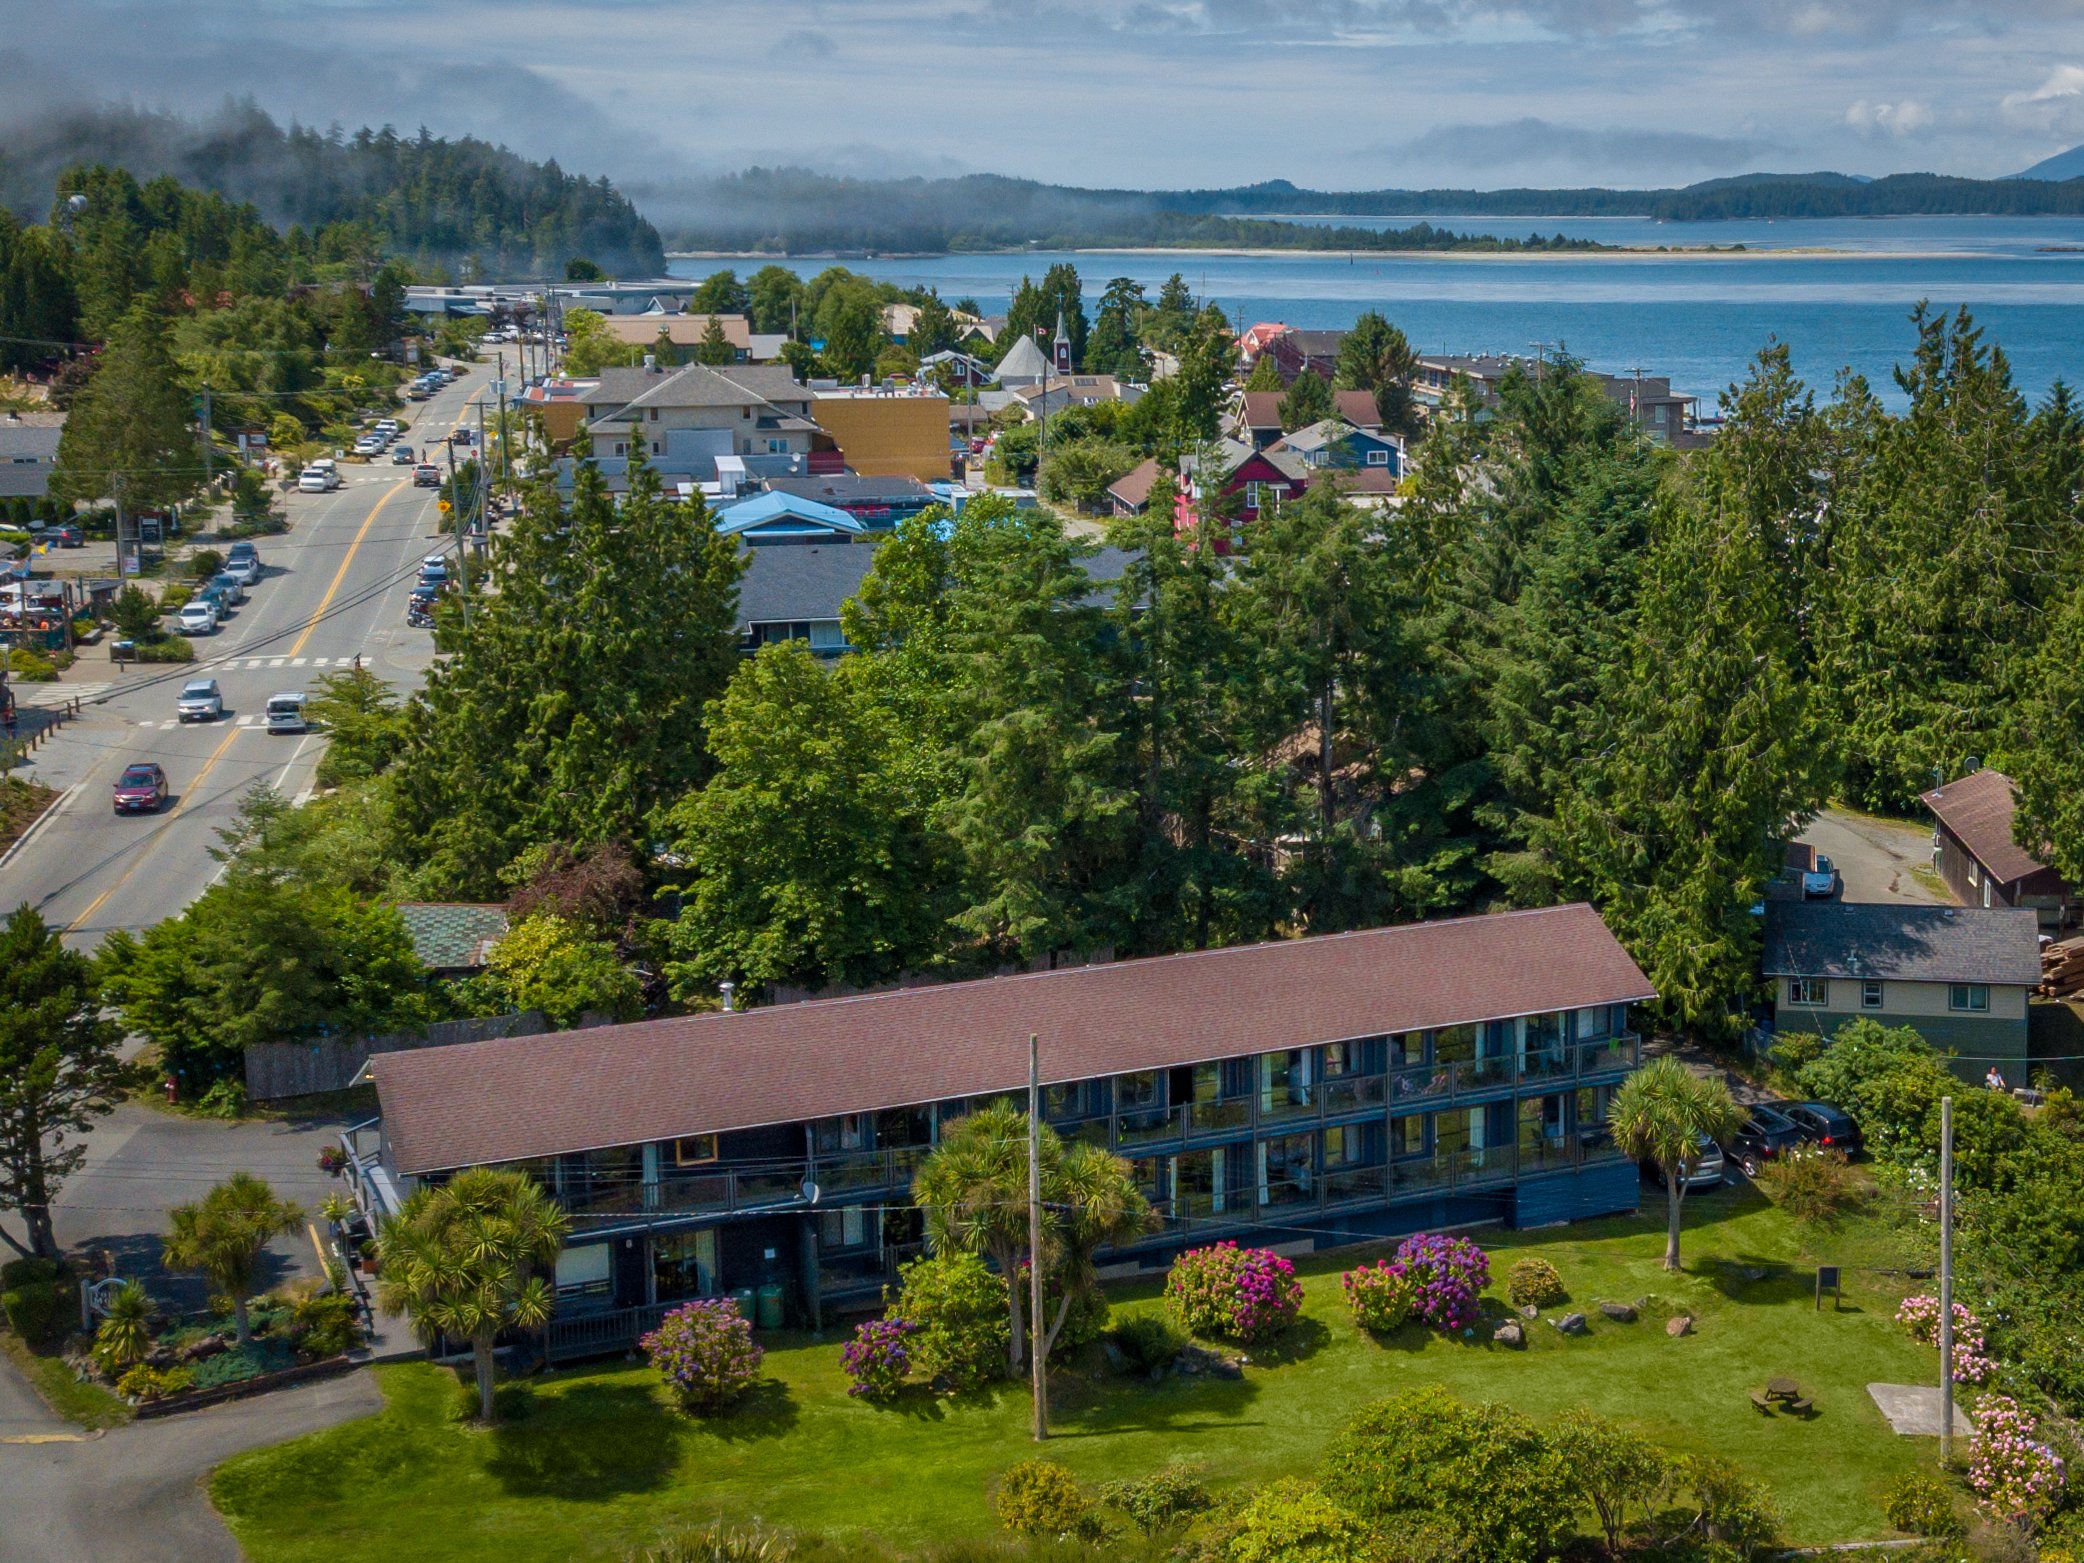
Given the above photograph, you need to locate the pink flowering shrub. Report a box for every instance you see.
[1896,1295,1998,1385]
[641,1298,764,1413]
[1164,1243,1302,1344]
[1341,1259,1417,1332]
[841,1316,918,1401]
[1968,1395,2067,1528]
[1393,1233,1490,1332]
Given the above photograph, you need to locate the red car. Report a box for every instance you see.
[112,761,168,815]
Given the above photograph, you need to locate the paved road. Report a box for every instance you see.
[1796,807,1951,907]
[0,1368,383,1563]
[1,368,489,947]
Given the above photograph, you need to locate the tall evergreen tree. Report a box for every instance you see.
[1334,310,1419,434]
[0,907,126,1260]
[1551,398,1834,1035]
[2012,582,2084,886]
[1085,277,1148,381]
[390,441,743,896]
[1817,307,2035,810]
[1278,367,1335,431]
[50,304,201,534]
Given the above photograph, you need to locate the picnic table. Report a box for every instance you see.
[1766,1377,1799,1399]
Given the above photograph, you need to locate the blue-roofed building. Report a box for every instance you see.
[713,491,868,546]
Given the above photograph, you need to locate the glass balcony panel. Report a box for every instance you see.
[1259,1176,1314,1210]
[1518,1136,1579,1176]
[1390,1062,1452,1104]
[1323,1164,1388,1203]
[1322,1074,1387,1116]
[1458,1054,1516,1092]
[1519,1048,1571,1085]
[1188,1098,1251,1135]
[654,1173,732,1214]
[1117,1107,1184,1148]
[1455,1144,1517,1185]
[1577,1034,1639,1076]
[735,1168,809,1208]
[1259,1090,1317,1125]
[1392,1155,1453,1194]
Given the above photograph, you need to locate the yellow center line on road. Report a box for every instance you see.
[289,479,410,659]
[66,721,246,934]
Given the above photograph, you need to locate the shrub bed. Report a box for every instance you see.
[1394,1233,1490,1332]
[1341,1259,1417,1332]
[641,1298,763,1413]
[1164,1243,1302,1344]
[1505,1256,1566,1309]
[841,1317,917,1402]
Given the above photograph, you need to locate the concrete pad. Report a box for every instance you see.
[1869,1383,1972,1436]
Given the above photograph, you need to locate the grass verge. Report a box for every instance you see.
[0,1328,132,1431]
[211,1186,1941,1561]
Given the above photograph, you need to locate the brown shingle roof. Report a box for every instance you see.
[1920,768,2048,886]
[374,904,1652,1175]
[1108,457,1161,510]
[1334,390,1381,429]
[1238,392,1282,431]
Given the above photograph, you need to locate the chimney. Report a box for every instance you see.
[643,353,657,373]
[719,979,736,1013]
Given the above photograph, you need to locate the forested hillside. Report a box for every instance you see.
[0,101,662,277]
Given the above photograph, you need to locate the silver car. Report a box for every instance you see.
[176,678,223,722]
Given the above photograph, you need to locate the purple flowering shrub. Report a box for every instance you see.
[1968,1395,2067,1528]
[1341,1259,1417,1332]
[1895,1295,1997,1384]
[1164,1242,1302,1344]
[1393,1233,1490,1332]
[640,1298,764,1413]
[841,1316,918,1401]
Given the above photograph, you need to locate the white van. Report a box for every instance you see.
[264,692,308,734]
[297,466,330,493]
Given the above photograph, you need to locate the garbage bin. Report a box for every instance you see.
[111,639,134,664]
[756,1282,786,1331]
[728,1286,757,1322]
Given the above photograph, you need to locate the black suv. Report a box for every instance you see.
[1781,1101,1862,1158]
[1729,1104,1804,1176]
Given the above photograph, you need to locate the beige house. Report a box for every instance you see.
[1764,901,2038,1081]
[812,389,951,482]
[597,314,753,356]
[586,363,820,461]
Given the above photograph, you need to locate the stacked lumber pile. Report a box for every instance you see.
[2041,936,2084,999]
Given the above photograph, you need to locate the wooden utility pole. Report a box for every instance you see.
[1939,1094,1954,1465]
[1027,1032,1047,1442]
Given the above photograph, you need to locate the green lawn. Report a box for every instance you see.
[0,1328,132,1431]
[211,1186,1940,1561]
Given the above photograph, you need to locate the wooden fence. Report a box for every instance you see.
[243,1011,552,1100]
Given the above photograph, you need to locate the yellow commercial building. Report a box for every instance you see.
[811,390,951,482]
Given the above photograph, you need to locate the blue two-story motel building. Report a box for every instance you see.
[355,902,1655,1361]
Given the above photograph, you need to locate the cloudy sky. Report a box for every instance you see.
[3,0,2084,189]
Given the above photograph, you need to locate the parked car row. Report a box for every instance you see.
[1639,1096,1865,1188]
[173,542,264,637]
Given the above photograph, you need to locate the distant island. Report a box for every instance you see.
[640,166,2084,257]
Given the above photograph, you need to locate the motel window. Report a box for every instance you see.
[1391,1114,1427,1158]
[1431,1023,1478,1065]
[1787,977,1829,1007]
[1861,980,1884,1010]
[815,1114,870,1154]
[554,1243,612,1300]
[1115,1070,1162,1111]
[818,1204,874,1250]
[673,1134,718,1166]
[1573,1005,1613,1042]
[1949,984,1990,1013]
[653,1229,718,1302]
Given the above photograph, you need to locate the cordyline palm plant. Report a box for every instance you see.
[162,1172,305,1344]
[91,1280,154,1371]
[378,1166,568,1424]
[1608,1055,1743,1272]
[912,1102,1152,1376]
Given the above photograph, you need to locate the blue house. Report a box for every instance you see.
[353,903,1655,1360]
[714,492,868,546]
[1271,418,1404,479]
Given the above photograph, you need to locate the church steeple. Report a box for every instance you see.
[1052,308,1073,373]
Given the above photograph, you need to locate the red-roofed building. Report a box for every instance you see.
[357,904,1655,1353]
[1237,322,1291,362]
[1921,767,2075,929]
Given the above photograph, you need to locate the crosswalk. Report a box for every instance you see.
[203,654,362,671]
[133,712,311,730]
[16,682,112,707]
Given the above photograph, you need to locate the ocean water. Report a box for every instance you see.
[667,216,2084,409]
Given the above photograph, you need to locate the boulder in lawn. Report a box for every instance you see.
[1556,1312,1589,1335]
[1598,1301,1638,1323]
[1493,1320,1526,1349]
[1667,1314,1694,1337]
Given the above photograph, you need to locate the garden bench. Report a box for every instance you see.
[1749,1390,1774,1415]
[1786,1397,1815,1417]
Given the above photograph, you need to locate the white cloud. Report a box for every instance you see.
[1845,98,1935,136]
[2001,63,2084,135]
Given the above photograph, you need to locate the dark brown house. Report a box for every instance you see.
[1920,767,2075,930]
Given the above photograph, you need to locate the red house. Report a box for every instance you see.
[1174,440,1311,551]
